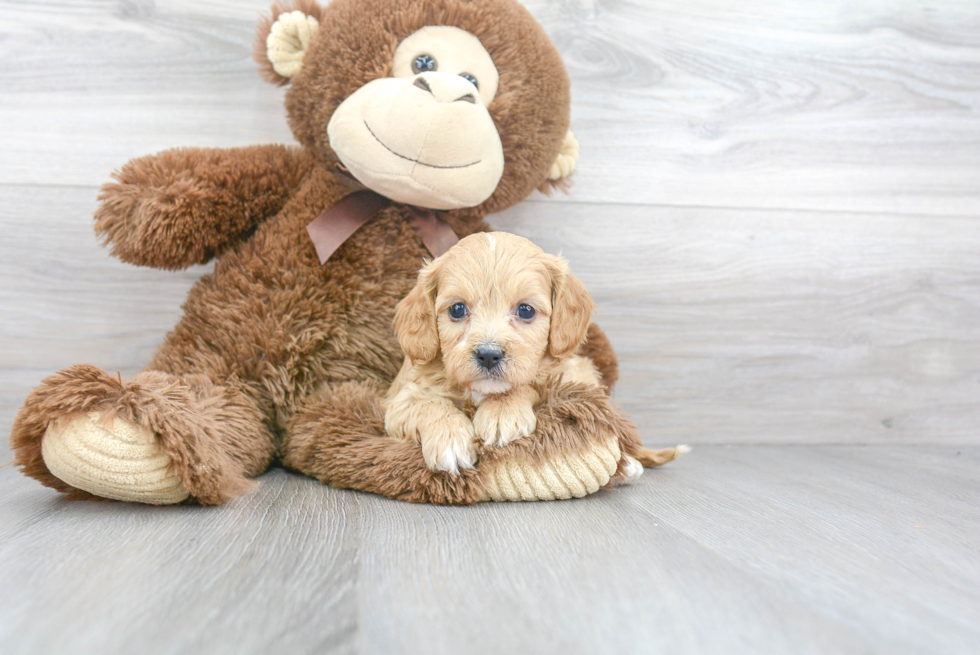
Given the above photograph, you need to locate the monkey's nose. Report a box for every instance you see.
[413,73,479,105]
[474,345,505,371]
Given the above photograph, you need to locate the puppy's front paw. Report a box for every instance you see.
[474,400,537,448]
[421,414,477,475]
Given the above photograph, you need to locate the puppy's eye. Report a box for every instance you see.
[517,304,536,320]
[459,73,479,89]
[449,303,468,320]
[412,54,438,74]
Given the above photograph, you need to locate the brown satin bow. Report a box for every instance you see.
[305,190,460,265]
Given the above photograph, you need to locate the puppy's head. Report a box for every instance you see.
[394,232,594,395]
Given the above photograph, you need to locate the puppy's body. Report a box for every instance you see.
[385,232,599,474]
[388,346,601,472]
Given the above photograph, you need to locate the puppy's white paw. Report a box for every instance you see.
[474,400,537,448]
[421,414,477,475]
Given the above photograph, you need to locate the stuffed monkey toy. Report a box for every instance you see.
[11,0,682,505]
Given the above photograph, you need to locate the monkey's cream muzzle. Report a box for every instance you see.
[327,25,505,210]
[328,73,504,210]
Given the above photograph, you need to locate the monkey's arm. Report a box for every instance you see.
[94,144,314,270]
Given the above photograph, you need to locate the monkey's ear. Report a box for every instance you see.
[254,1,325,86]
[546,254,595,359]
[394,261,443,365]
[539,130,580,194]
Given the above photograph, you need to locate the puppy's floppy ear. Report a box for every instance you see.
[394,260,442,364]
[546,255,595,359]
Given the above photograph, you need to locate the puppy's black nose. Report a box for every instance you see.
[474,345,505,371]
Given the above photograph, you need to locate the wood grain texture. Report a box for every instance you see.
[2,0,979,214]
[494,199,980,444]
[528,0,980,215]
[0,466,360,654]
[2,445,978,654]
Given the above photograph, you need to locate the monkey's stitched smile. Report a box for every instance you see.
[363,121,482,170]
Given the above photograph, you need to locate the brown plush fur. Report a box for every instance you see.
[10,0,631,504]
[95,145,315,270]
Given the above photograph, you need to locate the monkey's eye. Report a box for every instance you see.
[449,303,468,320]
[412,54,438,74]
[459,73,479,89]
[517,304,536,321]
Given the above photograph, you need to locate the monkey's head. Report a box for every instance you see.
[255,0,577,214]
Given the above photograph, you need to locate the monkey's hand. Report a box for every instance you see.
[94,145,313,270]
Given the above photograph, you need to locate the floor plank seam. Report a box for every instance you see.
[521,196,980,220]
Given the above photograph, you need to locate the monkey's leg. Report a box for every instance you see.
[11,365,274,505]
[280,378,651,504]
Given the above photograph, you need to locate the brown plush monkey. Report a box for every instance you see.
[10,0,676,505]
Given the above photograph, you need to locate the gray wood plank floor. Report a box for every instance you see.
[2,1,979,653]
[2,446,978,654]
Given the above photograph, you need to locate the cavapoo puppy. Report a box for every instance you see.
[386,232,602,474]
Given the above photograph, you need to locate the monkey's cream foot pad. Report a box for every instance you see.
[41,412,189,504]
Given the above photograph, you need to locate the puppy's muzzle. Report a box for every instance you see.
[474,344,505,371]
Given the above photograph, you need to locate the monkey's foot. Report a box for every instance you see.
[41,411,189,505]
